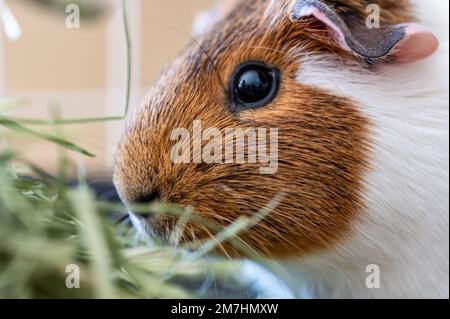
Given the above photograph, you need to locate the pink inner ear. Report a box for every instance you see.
[393,23,440,64]
[295,6,352,52]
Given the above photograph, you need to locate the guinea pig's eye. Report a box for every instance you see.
[229,62,280,111]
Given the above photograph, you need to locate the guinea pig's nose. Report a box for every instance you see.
[134,191,161,204]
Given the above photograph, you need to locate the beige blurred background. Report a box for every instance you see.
[0,0,215,176]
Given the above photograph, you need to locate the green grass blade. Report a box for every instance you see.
[7,116,124,126]
[0,116,94,157]
[121,0,131,118]
[68,184,117,299]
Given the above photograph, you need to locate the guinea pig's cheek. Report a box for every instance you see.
[221,92,373,258]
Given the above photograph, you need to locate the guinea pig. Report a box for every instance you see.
[113,0,449,298]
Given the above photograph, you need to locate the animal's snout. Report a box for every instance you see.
[126,190,162,224]
[133,191,161,204]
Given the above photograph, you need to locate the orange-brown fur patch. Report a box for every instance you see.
[114,0,412,258]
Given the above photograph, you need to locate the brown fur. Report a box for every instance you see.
[114,0,413,258]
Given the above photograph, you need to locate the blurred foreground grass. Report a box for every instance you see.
[0,139,220,298]
[0,114,284,298]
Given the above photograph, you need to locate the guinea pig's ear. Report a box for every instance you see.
[289,0,439,63]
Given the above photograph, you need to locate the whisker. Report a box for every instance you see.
[200,225,232,260]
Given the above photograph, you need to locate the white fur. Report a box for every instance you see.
[275,0,449,298]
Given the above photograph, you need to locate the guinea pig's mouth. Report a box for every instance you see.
[123,204,192,247]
